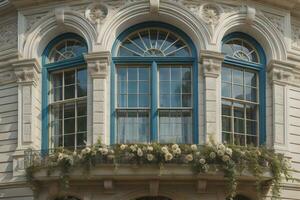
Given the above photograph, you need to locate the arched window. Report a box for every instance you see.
[42,33,88,150]
[111,22,198,144]
[221,32,266,146]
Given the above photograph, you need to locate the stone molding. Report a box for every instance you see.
[13,58,40,85]
[200,50,224,78]
[85,51,110,79]
[268,60,296,85]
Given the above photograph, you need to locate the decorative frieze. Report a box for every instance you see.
[263,12,285,35]
[25,11,49,32]
[200,3,222,25]
[85,3,108,25]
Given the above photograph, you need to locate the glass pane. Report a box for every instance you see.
[128,81,137,93]
[246,136,257,146]
[246,104,257,120]
[139,81,149,94]
[245,71,256,87]
[77,117,87,132]
[139,68,149,81]
[118,94,127,107]
[160,94,170,107]
[234,134,245,146]
[52,136,62,147]
[138,112,149,142]
[234,118,244,133]
[222,82,231,98]
[170,94,181,107]
[245,87,257,102]
[182,68,191,80]
[222,101,231,116]
[234,103,244,118]
[139,94,149,107]
[64,118,75,134]
[246,120,257,135]
[222,132,232,144]
[118,68,127,81]
[53,87,63,101]
[171,68,181,80]
[232,69,243,85]
[77,101,87,116]
[128,68,138,80]
[51,120,62,136]
[233,85,243,100]
[182,81,191,93]
[171,81,181,93]
[160,68,170,80]
[53,73,63,87]
[64,85,75,99]
[128,94,138,107]
[77,132,87,147]
[52,104,63,119]
[64,103,75,118]
[182,94,191,107]
[64,70,75,85]
[118,81,127,94]
[77,68,87,97]
[222,67,231,83]
[222,116,231,132]
[64,134,75,148]
[160,81,170,94]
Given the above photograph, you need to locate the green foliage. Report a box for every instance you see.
[26,143,292,199]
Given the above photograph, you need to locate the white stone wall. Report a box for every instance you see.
[0,0,299,199]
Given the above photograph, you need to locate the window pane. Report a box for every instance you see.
[246,120,257,135]
[170,94,181,107]
[222,116,231,132]
[222,101,231,116]
[233,103,244,118]
[51,120,62,136]
[222,132,232,144]
[64,70,75,85]
[234,118,244,133]
[232,69,243,85]
[64,118,75,134]
[182,94,192,107]
[233,85,243,100]
[128,94,138,107]
[118,68,127,81]
[246,104,257,120]
[64,134,75,148]
[246,136,257,146]
[160,94,170,107]
[171,68,181,80]
[77,101,87,116]
[171,81,181,93]
[139,94,149,107]
[245,71,256,87]
[77,132,87,147]
[118,81,127,94]
[139,81,149,93]
[53,87,62,102]
[52,136,62,148]
[159,68,170,80]
[222,83,231,98]
[128,81,137,93]
[234,134,245,146]
[139,68,149,81]
[77,117,87,132]
[182,81,191,93]
[64,85,75,99]
[160,81,170,94]
[64,103,75,118]
[77,68,87,97]
[182,68,191,80]
[245,87,257,102]
[222,67,231,82]
[128,68,138,80]
[118,94,127,107]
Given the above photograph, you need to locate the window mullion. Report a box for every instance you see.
[151,61,158,142]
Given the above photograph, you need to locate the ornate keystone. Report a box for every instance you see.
[85,3,108,24]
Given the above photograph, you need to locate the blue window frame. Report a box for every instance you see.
[111,22,198,144]
[41,33,88,151]
[221,32,266,146]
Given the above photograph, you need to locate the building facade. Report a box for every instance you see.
[0,0,300,199]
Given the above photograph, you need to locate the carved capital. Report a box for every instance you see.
[13,58,40,84]
[268,60,294,85]
[201,50,224,77]
[85,52,110,79]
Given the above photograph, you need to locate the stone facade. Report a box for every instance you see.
[0,0,299,199]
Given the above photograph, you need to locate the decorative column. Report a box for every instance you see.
[268,60,293,155]
[12,58,41,176]
[85,51,110,145]
[201,50,224,143]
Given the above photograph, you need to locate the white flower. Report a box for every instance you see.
[217,149,224,156]
[147,154,154,161]
[147,146,154,151]
[199,158,206,165]
[191,144,197,151]
[217,144,226,151]
[137,148,143,157]
[164,153,173,161]
[225,147,232,156]
[58,153,64,161]
[171,144,179,151]
[222,155,230,162]
[81,147,91,155]
[209,152,216,159]
[185,154,193,162]
[73,151,77,157]
[130,145,137,152]
[101,148,108,155]
[161,146,169,154]
[174,147,181,155]
[120,144,127,150]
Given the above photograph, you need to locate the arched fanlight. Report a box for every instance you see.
[222,39,259,63]
[47,39,87,63]
[118,28,191,57]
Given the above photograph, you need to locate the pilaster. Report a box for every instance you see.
[201,50,224,143]
[12,58,41,177]
[268,60,293,156]
[85,51,110,145]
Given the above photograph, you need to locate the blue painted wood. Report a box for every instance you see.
[110,22,199,144]
[41,33,87,150]
[222,32,266,145]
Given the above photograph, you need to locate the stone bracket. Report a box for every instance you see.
[85,51,110,78]
[13,58,40,85]
[201,50,224,77]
